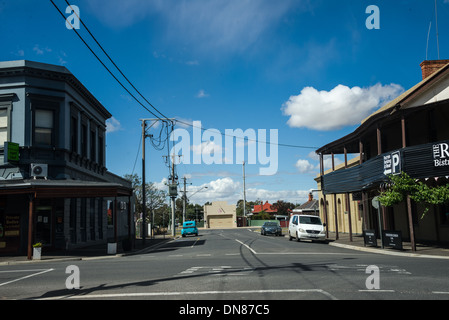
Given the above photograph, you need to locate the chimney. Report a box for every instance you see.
[308,192,313,202]
[420,60,449,80]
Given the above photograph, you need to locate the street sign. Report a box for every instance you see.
[372,196,380,209]
[4,142,19,163]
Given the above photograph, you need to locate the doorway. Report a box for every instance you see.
[35,205,52,246]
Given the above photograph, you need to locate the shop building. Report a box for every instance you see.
[0,60,133,258]
[316,60,449,249]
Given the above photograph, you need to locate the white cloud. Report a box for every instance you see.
[192,141,222,156]
[295,159,315,174]
[196,89,209,98]
[180,177,312,205]
[106,116,122,133]
[33,44,52,55]
[282,83,404,131]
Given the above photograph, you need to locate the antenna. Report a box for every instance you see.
[435,0,440,59]
[427,21,432,60]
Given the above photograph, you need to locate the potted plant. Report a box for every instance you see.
[33,242,42,260]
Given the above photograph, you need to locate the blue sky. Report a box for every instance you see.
[1,0,449,205]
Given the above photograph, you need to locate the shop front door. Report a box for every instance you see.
[35,206,52,246]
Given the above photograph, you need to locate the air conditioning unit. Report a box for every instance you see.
[31,163,48,179]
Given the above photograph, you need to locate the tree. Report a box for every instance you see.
[123,173,167,224]
[379,172,449,218]
[272,200,295,216]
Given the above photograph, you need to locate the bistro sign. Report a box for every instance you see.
[433,142,449,167]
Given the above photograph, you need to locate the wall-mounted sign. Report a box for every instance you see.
[383,150,401,176]
[4,142,19,163]
[432,142,449,167]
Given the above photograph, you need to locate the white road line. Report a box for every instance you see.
[235,239,257,254]
[191,238,200,248]
[0,269,51,273]
[0,268,54,287]
[358,290,395,293]
[65,289,338,300]
[433,291,449,294]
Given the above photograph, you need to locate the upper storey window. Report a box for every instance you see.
[34,109,54,146]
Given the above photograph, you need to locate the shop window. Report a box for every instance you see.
[70,198,77,243]
[107,200,114,226]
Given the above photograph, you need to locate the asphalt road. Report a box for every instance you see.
[1,228,448,303]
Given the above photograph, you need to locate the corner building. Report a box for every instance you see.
[0,60,133,258]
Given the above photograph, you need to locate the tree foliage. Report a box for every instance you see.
[379,172,449,218]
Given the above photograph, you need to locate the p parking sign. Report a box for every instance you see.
[383,151,401,176]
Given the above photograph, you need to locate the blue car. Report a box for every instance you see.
[181,221,198,237]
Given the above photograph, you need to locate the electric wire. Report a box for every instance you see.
[63,0,169,121]
[49,0,162,120]
[50,0,318,151]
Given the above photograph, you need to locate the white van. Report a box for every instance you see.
[288,214,326,242]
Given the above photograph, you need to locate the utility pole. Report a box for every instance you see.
[183,177,187,224]
[141,120,147,245]
[168,154,180,237]
[140,118,174,243]
[243,161,247,218]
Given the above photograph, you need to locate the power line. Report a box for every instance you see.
[63,0,169,120]
[50,0,318,150]
[49,0,163,120]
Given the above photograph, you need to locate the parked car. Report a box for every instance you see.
[288,214,326,242]
[261,221,282,236]
[181,221,198,237]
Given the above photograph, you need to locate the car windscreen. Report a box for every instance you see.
[264,222,278,226]
[299,216,322,225]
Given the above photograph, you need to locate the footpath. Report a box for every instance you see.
[327,232,449,259]
[0,235,173,266]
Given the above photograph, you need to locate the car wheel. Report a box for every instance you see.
[288,232,293,241]
[296,232,301,242]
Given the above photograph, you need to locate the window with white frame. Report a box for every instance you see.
[0,108,9,147]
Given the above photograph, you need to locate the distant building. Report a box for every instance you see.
[204,201,236,229]
[292,193,319,216]
[252,201,277,215]
[0,60,133,258]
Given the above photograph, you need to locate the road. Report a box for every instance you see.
[1,228,448,303]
